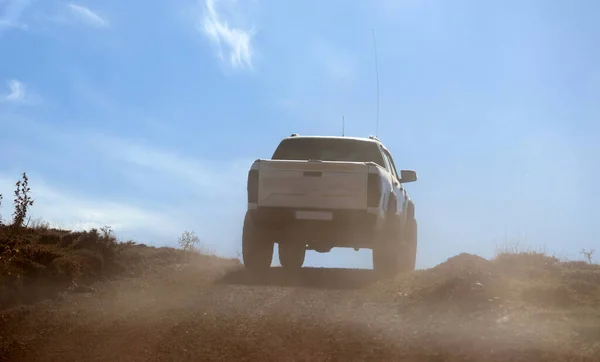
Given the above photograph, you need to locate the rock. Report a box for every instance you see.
[496,315,510,324]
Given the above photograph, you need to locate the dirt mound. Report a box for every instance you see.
[403,252,600,311]
[406,253,502,313]
[434,252,492,271]
[491,252,600,309]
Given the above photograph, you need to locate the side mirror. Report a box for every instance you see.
[399,170,417,183]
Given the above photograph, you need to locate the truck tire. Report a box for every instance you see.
[278,241,306,270]
[399,218,417,272]
[372,205,402,275]
[242,212,274,272]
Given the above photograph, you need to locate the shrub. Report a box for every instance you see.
[581,249,596,264]
[178,231,201,253]
[0,173,126,309]
[12,173,34,228]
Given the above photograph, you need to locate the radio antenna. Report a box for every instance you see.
[342,115,345,136]
[372,28,380,137]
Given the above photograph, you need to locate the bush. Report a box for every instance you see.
[581,249,596,264]
[12,172,34,228]
[178,231,201,253]
[0,173,127,308]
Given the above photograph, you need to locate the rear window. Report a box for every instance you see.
[271,138,385,167]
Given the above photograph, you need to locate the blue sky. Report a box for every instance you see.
[1,0,598,268]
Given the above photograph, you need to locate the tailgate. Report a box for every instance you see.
[257,160,368,210]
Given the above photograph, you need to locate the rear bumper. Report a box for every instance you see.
[248,207,381,248]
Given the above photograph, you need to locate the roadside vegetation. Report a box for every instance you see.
[0,172,211,310]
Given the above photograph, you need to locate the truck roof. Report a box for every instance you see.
[285,134,383,144]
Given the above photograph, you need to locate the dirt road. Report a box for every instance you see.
[2,252,599,361]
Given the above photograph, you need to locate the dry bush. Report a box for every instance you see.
[0,173,132,309]
[29,218,50,230]
[37,231,62,245]
[581,249,595,264]
[178,231,200,252]
[0,225,123,308]
[12,173,34,228]
[494,238,552,258]
[0,173,220,310]
[493,251,562,279]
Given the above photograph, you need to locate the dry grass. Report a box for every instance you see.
[1,224,128,309]
[0,173,199,310]
[0,224,207,311]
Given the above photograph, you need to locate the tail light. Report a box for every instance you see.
[247,169,259,203]
[367,173,381,207]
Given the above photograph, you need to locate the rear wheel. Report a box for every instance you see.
[399,218,418,272]
[242,212,274,272]
[278,241,306,270]
[372,211,402,275]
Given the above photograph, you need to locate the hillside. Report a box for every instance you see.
[1,223,599,361]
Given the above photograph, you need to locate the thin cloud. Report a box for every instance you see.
[0,19,28,30]
[0,0,32,38]
[67,3,109,28]
[1,79,47,105]
[0,173,183,241]
[88,133,251,198]
[199,0,254,69]
[1,79,26,103]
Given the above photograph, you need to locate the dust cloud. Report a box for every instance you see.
[2,246,599,361]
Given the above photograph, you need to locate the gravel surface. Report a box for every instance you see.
[1,253,599,362]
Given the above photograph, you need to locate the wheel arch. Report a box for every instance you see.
[407,201,415,220]
[386,193,397,215]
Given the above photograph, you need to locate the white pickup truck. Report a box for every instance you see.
[242,134,418,274]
